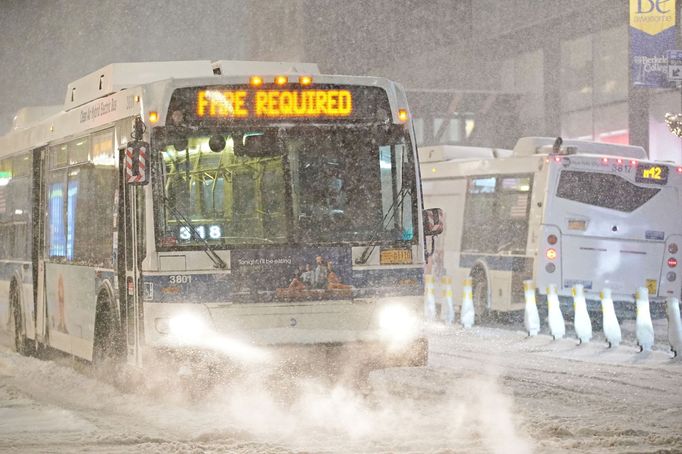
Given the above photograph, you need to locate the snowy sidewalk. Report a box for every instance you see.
[427,322,682,453]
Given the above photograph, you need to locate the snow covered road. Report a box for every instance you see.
[1,324,681,453]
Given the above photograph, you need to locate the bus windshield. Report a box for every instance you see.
[154,126,416,248]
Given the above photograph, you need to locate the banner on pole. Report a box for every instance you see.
[630,0,677,88]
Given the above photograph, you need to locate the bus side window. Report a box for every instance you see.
[497,176,532,253]
[46,170,67,259]
[79,167,117,266]
[0,155,32,261]
[461,175,532,254]
[462,177,497,253]
[45,131,117,267]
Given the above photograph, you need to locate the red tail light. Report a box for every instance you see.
[547,234,558,245]
[668,257,678,268]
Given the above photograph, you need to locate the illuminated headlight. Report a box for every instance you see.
[168,314,206,342]
[378,304,419,347]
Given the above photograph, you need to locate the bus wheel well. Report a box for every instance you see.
[9,278,17,302]
[93,289,123,366]
[470,264,490,318]
[9,278,32,355]
[470,265,486,282]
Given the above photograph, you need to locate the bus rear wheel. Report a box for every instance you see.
[92,292,123,367]
[471,270,490,323]
[10,284,32,356]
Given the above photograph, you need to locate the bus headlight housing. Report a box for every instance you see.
[378,304,419,347]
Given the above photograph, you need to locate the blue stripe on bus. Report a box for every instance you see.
[143,267,424,304]
[143,274,232,303]
[459,254,530,272]
[352,267,423,289]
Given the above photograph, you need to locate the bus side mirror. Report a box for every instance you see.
[423,208,444,236]
[124,140,150,186]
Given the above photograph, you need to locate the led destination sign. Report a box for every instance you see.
[196,89,353,118]
[635,163,669,185]
[168,85,391,124]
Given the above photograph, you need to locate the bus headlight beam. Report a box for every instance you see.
[378,304,419,348]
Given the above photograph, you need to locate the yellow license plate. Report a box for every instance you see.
[645,279,657,295]
[380,248,413,265]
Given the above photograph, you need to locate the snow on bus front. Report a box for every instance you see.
[143,82,426,368]
[541,155,681,301]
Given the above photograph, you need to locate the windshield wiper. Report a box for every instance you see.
[355,185,412,265]
[160,193,227,269]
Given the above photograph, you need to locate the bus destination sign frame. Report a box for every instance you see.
[635,163,668,185]
[196,89,353,119]
[167,84,392,125]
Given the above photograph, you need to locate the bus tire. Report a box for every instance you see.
[92,291,123,367]
[9,282,33,356]
[471,268,490,322]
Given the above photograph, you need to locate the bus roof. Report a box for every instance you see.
[418,145,513,163]
[419,138,650,165]
[1,60,405,159]
[513,137,648,160]
[63,60,320,112]
[12,105,63,131]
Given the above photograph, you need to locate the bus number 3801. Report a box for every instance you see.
[169,275,192,284]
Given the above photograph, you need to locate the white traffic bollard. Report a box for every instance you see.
[523,280,540,336]
[424,274,437,322]
[635,287,655,352]
[546,284,565,340]
[441,275,455,325]
[573,284,592,344]
[665,297,682,357]
[600,288,621,348]
[461,277,475,328]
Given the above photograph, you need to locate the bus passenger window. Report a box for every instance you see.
[47,177,67,258]
[45,131,117,266]
[461,174,532,254]
[468,177,496,194]
[556,171,660,212]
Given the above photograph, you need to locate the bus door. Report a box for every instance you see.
[33,147,47,344]
[118,146,146,365]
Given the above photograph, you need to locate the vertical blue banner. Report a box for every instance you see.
[630,0,677,88]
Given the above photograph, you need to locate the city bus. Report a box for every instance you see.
[0,60,440,370]
[420,137,682,316]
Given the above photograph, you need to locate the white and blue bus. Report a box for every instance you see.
[0,60,440,369]
[420,137,682,316]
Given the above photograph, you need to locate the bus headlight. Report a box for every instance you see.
[168,314,206,342]
[378,304,419,346]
